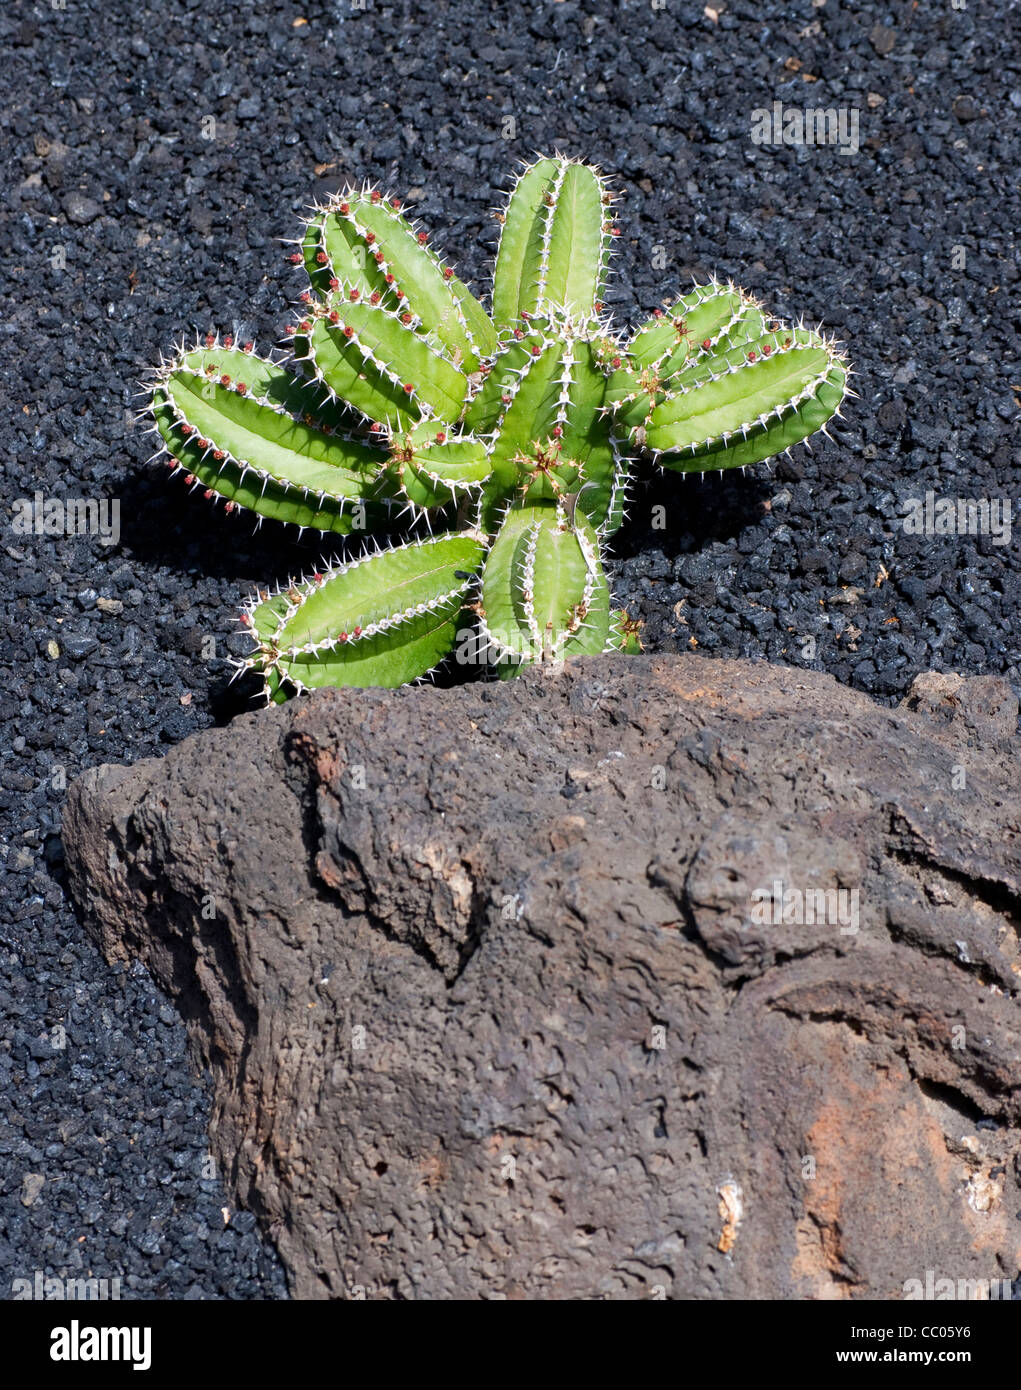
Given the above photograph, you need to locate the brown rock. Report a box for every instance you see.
[63,656,1021,1299]
[900,669,1019,745]
[869,23,896,55]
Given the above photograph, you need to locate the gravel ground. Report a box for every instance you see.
[1,0,1018,1300]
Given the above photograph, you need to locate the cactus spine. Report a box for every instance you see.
[143,155,851,699]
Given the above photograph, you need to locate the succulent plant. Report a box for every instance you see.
[145,154,850,701]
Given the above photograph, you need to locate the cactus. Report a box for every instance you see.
[143,156,850,700]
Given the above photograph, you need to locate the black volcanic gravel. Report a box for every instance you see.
[1,0,1018,1300]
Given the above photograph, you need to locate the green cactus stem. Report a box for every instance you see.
[478,501,611,667]
[468,309,627,537]
[645,327,848,471]
[143,153,852,698]
[490,156,615,327]
[244,532,487,700]
[147,339,393,535]
[384,422,493,517]
[298,185,495,369]
[607,609,644,655]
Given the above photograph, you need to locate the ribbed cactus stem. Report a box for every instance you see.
[147,340,392,534]
[491,155,615,327]
[243,532,486,699]
[385,422,492,516]
[297,291,468,426]
[478,501,610,666]
[472,309,628,537]
[298,185,495,369]
[642,326,848,472]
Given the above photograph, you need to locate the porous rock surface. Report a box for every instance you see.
[63,655,1021,1299]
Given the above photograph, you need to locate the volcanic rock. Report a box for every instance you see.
[63,656,1021,1299]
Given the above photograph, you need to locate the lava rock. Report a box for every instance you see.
[899,669,1019,744]
[64,656,1021,1299]
[62,192,102,225]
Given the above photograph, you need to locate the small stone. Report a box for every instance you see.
[63,192,103,225]
[952,95,980,122]
[62,635,98,660]
[800,547,830,572]
[877,399,907,432]
[827,587,865,607]
[20,1173,45,1207]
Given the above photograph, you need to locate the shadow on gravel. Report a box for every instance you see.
[113,464,348,580]
[611,463,775,560]
[114,460,449,583]
[119,453,777,584]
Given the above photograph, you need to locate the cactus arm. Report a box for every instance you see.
[644,327,848,468]
[473,316,625,536]
[478,502,610,666]
[461,330,537,436]
[712,304,770,356]
[476,319,563,515]
[298,204,396,305]
[555,334,629,536]
[539,158,613,321]
[657,363,847,472]
[490,558,614,678]
[151,416,384,534]
[603,363,658,435]
[627,281,769,381]
[148,344,391,533]
[512,330,627,536]
[297,293,469,427]
[295,314,419,430]
[491,330,565,462]
[301,189,495,371]
[491,155,612,325]
[490,157,559,328]
[244,531,487,695]
[351,195,495,368]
